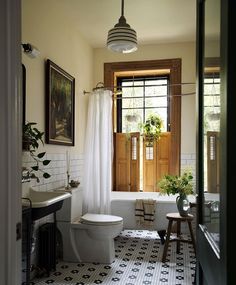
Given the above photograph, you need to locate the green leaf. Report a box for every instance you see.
[37,152,46,158]
[43,160,51,166]
[31,141,39,149]
[30,173,37,178]
[27,122,37,126]
[43,172,51,179]
[31,166,39,171]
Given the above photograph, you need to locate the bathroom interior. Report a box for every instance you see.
[19,0,221,284]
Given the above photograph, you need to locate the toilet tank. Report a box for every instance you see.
[56,187,83,222]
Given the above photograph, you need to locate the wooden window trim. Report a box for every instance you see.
[104,59,181,175]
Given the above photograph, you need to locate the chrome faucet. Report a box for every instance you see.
[22,168,31,183]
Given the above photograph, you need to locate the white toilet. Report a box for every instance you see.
[56,187,123,264]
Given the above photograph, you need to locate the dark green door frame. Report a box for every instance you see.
[196,0,236,284]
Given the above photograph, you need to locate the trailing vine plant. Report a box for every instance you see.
[22,122,51,182]
[139,113,164,146]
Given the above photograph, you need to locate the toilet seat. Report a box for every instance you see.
[81,213,123,226]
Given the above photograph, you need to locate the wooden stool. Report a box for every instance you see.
[162,213,196,263]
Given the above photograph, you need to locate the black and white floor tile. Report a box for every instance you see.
[31,230,196,285]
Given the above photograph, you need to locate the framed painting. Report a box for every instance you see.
[45,59,75,146]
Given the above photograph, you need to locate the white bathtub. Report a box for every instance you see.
[111,192,219,231]
[111,192,197,231]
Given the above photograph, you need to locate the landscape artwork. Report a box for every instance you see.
[46,59,75,146]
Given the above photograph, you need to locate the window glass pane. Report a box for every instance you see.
[122,80,143,87]
[145,79,168,96]
[145,96,167,107]
[131,137,137,160]
[204,95,220,106]
[122,97,143,109]
[122,109,143,133]
[122,86,143,97]
[146,146,154,160]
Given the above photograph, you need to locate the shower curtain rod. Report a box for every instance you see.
[115,92,195,99]
[83,90,195,98]
[83,81,196,96]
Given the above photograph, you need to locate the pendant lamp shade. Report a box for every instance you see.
[107,0,137,53]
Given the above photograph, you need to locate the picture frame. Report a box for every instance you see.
[45,59,75,146]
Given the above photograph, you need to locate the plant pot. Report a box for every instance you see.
[176,194,190,217]
[125,114,138,122]
[144,135,155,147]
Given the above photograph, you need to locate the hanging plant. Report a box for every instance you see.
[22,122,51,182]
[139,114,164,145]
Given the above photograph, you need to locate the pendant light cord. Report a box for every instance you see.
[121,0,124,17]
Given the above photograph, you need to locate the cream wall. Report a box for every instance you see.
[22,0,93,155]
[205,40,220,57]
[94,42,196,154]
[22,0,197,162]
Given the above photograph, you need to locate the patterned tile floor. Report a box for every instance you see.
[31,230,196,285]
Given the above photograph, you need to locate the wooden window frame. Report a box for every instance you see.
[104,59,181,175]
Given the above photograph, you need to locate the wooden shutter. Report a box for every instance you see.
[143,140,157,192]
[143,132,171,192]
[130,133,140,191]
[114,132,140,191]
[207,131,220,193]
[156,132,171,182]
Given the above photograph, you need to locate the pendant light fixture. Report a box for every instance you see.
[107,0,137,53]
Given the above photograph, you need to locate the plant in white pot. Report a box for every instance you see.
[22,122,51,182]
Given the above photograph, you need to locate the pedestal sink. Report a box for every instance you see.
[22,188,71,221]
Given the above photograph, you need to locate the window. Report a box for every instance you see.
[204,73,220,193]
[104,59,181,191]
[116,76,170,133]
[204,75,220,132]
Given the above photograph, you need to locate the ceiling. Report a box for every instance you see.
[58,0,197,48]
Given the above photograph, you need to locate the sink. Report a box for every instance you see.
[22,188,71,221]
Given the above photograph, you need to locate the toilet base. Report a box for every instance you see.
[73,228,115,263]
[57,222,80,263]
[57,221,122,264]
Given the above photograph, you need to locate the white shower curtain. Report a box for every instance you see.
[83,89,113,214]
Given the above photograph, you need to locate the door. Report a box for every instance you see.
[196,0,236,284]
[0,0,22,284]
[197,0,221,284]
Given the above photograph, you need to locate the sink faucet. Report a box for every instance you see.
[22,167,40,183]
[22,168,31,183]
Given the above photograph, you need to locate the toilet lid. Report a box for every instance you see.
[81,213,123,225]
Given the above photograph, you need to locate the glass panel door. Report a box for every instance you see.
[202,0,221,257]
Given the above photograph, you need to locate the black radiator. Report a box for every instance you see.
[38,223,56,276]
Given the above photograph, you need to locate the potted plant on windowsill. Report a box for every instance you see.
[158,171,194,216]
[22,122,51,182]
[139,113,164,146]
